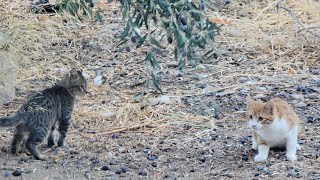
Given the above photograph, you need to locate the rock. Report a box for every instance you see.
[239,77,249,83]
[3,171,10,177]
[0,32,10,48]
[100,112,116,118]
[138,169,148,176]
[120,166,128,173]
[115,169,122,174]
[12,170,22,176]
[101,165,110,171]
[295,102,307,108]
[242,154,249,161]
[310,69,320,75]
[0,52,18,107]
[159,95,171,104]
[94,75,103,86]
[195,82,207,89]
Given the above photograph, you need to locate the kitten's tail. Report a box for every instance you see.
[0,114,25,127]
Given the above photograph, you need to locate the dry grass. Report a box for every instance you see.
[0,0,319,178]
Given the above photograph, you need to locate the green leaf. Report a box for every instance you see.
[136,34,147,48]
[132,92,146,102]
[94,10,103,24]
[150,36,163,49]
[151,71,163,93]
[178,58,186,71]
[107,0,113,2]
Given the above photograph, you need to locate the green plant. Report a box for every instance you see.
[114,0,219,95]
[57,0,220,98]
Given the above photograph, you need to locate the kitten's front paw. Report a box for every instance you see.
[297,144,301,151]
[254,155,267,162]
[35,154,47,161]
[286,154,297,162]
[252,144,258,150]
[47,140,55,148]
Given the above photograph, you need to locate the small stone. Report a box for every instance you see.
[239,77,249,83]
[115,169,122,174]
[143,148,149,154]
[12,170,22,176]
[118,147,127,153]
[265,170,273,176]
[254,172,260,177]
[101,165,110,171]
[287,170,298,177]
[3,171,10,177]
[126,47,131,52]
[195,82,207,89]
[242,154,249,161]
[147,155,157,161]
[111,134,119,139]
[108,160,118,165]
[138,169,148,176]
[307,116,314,123]
[256,165,265,171]
[92,159,100,164]
[198,157,206,163]
[310,69,320,75]
[120,166,128,173]
[151,162,157,167]
[296,102,307,108]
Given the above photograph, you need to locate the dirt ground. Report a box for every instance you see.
[0,0,320,179]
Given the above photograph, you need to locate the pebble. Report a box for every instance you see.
[101,165,110,171]
[287,170,299,177]
[198,156,206,163]
[138,169,148,176]
[242,154,249,161]
[12,170,23,176]
[148,155,157,161]
[143,148,149,154]
[195,82,207,89]
[254,172,260,177]
[265,170,273,176]
[256,165,265,171]
[115,169,122,174]
[3,171,10,177]
[239,77,249,83]
[307,116,314,123]
[120,166,128,173]
[151,162,157,167]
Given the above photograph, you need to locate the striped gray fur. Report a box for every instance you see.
[0,68,87,160]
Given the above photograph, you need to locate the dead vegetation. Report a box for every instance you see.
[0,0,319,179]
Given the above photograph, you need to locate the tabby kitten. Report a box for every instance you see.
[0,68,87,160]
[246,97,301,162]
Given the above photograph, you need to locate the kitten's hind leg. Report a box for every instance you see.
[47,125,56,148]
[254,144,270,162]
[251,131,258,150]
[11,126,25,154]
[26,130,48,161]
[57,120,71,147]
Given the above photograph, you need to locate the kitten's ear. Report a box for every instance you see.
[264,102,274,113]
[69,68,79,80]
[246,97,255,107]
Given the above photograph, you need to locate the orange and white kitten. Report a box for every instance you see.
[246,97,301,162]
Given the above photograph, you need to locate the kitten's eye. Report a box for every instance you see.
[249,115,253,119]
[258,117,263,121]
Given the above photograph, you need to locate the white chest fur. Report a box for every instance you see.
[256,118,297,147]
